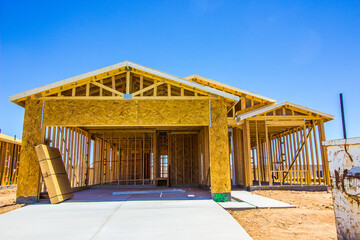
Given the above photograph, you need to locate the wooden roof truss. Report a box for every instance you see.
[21,67,217,102]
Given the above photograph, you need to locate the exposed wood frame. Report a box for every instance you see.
[91,81,124,97]
[132,81,165,97]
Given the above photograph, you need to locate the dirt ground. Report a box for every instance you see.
[0,188,23,215]
[228,190,337,240]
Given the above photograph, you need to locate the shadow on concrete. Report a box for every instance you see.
[38,186,212,204]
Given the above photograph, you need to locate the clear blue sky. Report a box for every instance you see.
[1,0,359,140]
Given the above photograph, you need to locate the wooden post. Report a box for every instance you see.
[134,132,137,185]
[142,133,145,185]
[126,137,129,185]
[303,124,311,185]
[86,83,90,97]
[153,132,157,184]
[140,75,144,97]
[86,133,91,186]
[290,130,299,184]
[265,121,272,186]
[126,71,130,94]
[255,121,261,185]
[312,121,321,185]
[285,132,292,184]
[295,129,303,185]
[318,119,330,185]
[168,83,171,97]
[118,137,121,186]
[154,80,158,96]
[242,120,252,186]
[308,124,316,184]
[111,76,116,96]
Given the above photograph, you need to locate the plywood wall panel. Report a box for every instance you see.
[16,100,43,202]
[209,100,231,195]
[43,100,209,127]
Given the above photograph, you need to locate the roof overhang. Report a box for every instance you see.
[236,101,334,122]
[9,61,239,106]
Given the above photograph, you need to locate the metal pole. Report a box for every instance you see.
[340,93,347,139]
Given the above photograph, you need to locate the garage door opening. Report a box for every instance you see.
[39,126,211,200]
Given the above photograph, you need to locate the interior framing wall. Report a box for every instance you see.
[168,133,199,185]
[0,139,21,186]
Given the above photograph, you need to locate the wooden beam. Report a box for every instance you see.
[140,75,143,97]
[236,102,272,116]
[86,83,90,97]
[91,81,124,97]
[250,116,319,121]
[132,81,164,97]
[318,119,330,184]
[154,80,158,96]
[312,120,321,185]
[265,122,272,185]
[112,76,116,97]
[303,124,311,184]
[167,83,171,97]
[126,71,130,94]
[308,123,316,184]
[266,121,305,127]
[243,120,252,186]
[99,79,103,96]
[255,120,261,185]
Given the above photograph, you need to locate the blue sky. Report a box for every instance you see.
[0,0,359,140]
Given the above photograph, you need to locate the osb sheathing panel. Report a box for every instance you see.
[43,100,209,126]
[209,100,231,194]
[17,100,43,198]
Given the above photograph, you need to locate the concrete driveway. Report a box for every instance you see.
[0,199,252,240]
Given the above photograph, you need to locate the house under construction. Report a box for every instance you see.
[9,61,334,203]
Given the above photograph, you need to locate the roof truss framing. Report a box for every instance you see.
[15,67,226,103]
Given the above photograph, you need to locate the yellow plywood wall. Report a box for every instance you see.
[16,100,43,201]
[209,100,231,195]
[43,100,209,126]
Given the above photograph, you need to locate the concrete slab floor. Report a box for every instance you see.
[0,200,252,240]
